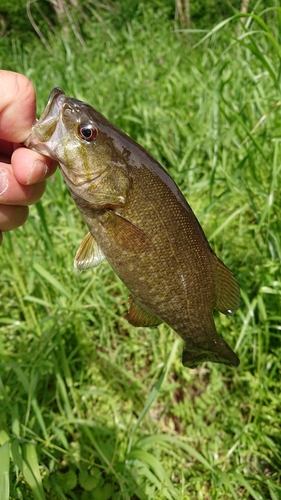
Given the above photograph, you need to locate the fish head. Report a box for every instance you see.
[24,88,129,205]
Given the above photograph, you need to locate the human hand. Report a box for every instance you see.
[0,70,57,245]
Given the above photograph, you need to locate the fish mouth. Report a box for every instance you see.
[39,87,65,123]
[23,87,66,153]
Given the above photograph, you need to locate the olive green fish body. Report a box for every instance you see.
[71,160,238,367]
[24,88,240,368]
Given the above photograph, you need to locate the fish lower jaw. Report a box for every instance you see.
[24,134,51,157]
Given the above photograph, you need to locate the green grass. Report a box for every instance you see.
[0,4,281,499]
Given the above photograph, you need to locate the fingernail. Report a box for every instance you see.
[26,160,48,185]
[0,169,8,196]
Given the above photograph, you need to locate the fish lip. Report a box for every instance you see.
[38,87,65,123]
[24,87,66,148]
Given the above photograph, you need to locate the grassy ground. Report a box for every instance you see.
[0,4,281,500]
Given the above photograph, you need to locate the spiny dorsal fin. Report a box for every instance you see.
[213,254,240,315]
[126,296,162,327]
[74,232,105,271]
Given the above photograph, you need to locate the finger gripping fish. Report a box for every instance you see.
[24,88,240,368]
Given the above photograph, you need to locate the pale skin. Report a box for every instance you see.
[0,70,57,245]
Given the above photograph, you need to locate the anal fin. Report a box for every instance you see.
[126,296,162,327]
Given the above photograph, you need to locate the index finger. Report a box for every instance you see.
[0,71,36,143]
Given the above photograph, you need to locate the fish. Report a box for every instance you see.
[24,87,240,368]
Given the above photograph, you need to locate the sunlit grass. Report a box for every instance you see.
[0,4,281,499]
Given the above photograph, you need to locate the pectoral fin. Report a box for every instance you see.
[213,254,240,315]
[126,296,162,327]
[74,232,105,271]
[105,211,149,254]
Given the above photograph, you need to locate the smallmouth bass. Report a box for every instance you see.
[24,88,240,368]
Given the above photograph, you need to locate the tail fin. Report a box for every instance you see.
[181,317,239,368]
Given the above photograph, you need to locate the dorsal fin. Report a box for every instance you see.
[213,254,240,315]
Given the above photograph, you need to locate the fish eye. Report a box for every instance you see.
[78,124,98,142]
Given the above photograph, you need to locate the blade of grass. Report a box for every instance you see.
[0,439,10,500]
[22,443,46,500]
[33,262,71,299]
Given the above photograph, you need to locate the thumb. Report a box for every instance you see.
[0,71,36,143]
